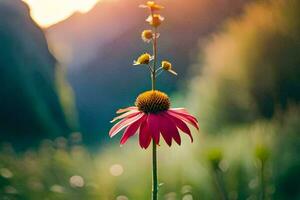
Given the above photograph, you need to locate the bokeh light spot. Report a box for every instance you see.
[181,185,193,194]
[182,194,193,200]
[69,175,85,188]
[116,195,128,200]
[0,168,13,179]
[50,185,65,193]
[165,192,177,200]
[109,164,124,177]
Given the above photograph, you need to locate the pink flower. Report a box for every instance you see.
[109,90,199,149]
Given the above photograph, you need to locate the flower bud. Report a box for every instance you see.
[141,30,153,43]
[162,61,177,75]
[139,1,164,11]
[162,61,171,70]
[134,53,152,65]
[146,14,164,27]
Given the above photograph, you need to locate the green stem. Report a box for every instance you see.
[151,21,158,200]
[260,160,265,200]
[152,141,158,200]
[212,169,228,200]
[152,27,157,91]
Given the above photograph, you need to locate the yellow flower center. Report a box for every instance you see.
[135,90,170,113]
[162,61,172,71]
[146,1,164,10]
[142,30,153,41]
[147,14,164,27]
[147,1,155,6]
[136,53,151,65]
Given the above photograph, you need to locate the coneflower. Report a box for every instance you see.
[109,1,199,200]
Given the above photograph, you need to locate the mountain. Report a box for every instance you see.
[0,0,77,148]
[47,0,251,143]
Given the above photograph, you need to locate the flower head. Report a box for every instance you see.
[141,30,156,43]
[134,53,153,65]
[135,90,170,113]
[162,61,177,75]
[140,1,164,11]
[109,90,199,149]
[146,14,164,27]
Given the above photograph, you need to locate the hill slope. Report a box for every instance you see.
[0,0,77,147]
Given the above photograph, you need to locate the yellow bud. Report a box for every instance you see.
[141,30,153,43]
[146,14,164,27]
[162,61,178,75]
[140,1,164,11]
[134,53,152,65]
[162,61,172,70]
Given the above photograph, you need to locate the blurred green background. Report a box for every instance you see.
[0,0,299,199]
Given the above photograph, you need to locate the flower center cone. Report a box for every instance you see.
[135,90,170,113]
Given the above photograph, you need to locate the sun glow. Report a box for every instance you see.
[22,0,101,27]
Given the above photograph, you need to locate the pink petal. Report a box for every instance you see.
[169,109,198,122]
[139,116,152,149]
[109,112,144,137]
[169,108,188,113]
[116,107,138,114]
[168,110,199,130]
[167,113,193,142]
[110,110,140,123]
[120,115,146,145]
[161,113,181,145]
[155,114,172,146]
[147,114,160,145]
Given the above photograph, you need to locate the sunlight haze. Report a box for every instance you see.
[23,0,101,27]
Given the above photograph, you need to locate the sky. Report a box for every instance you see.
[22,0,101,27]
